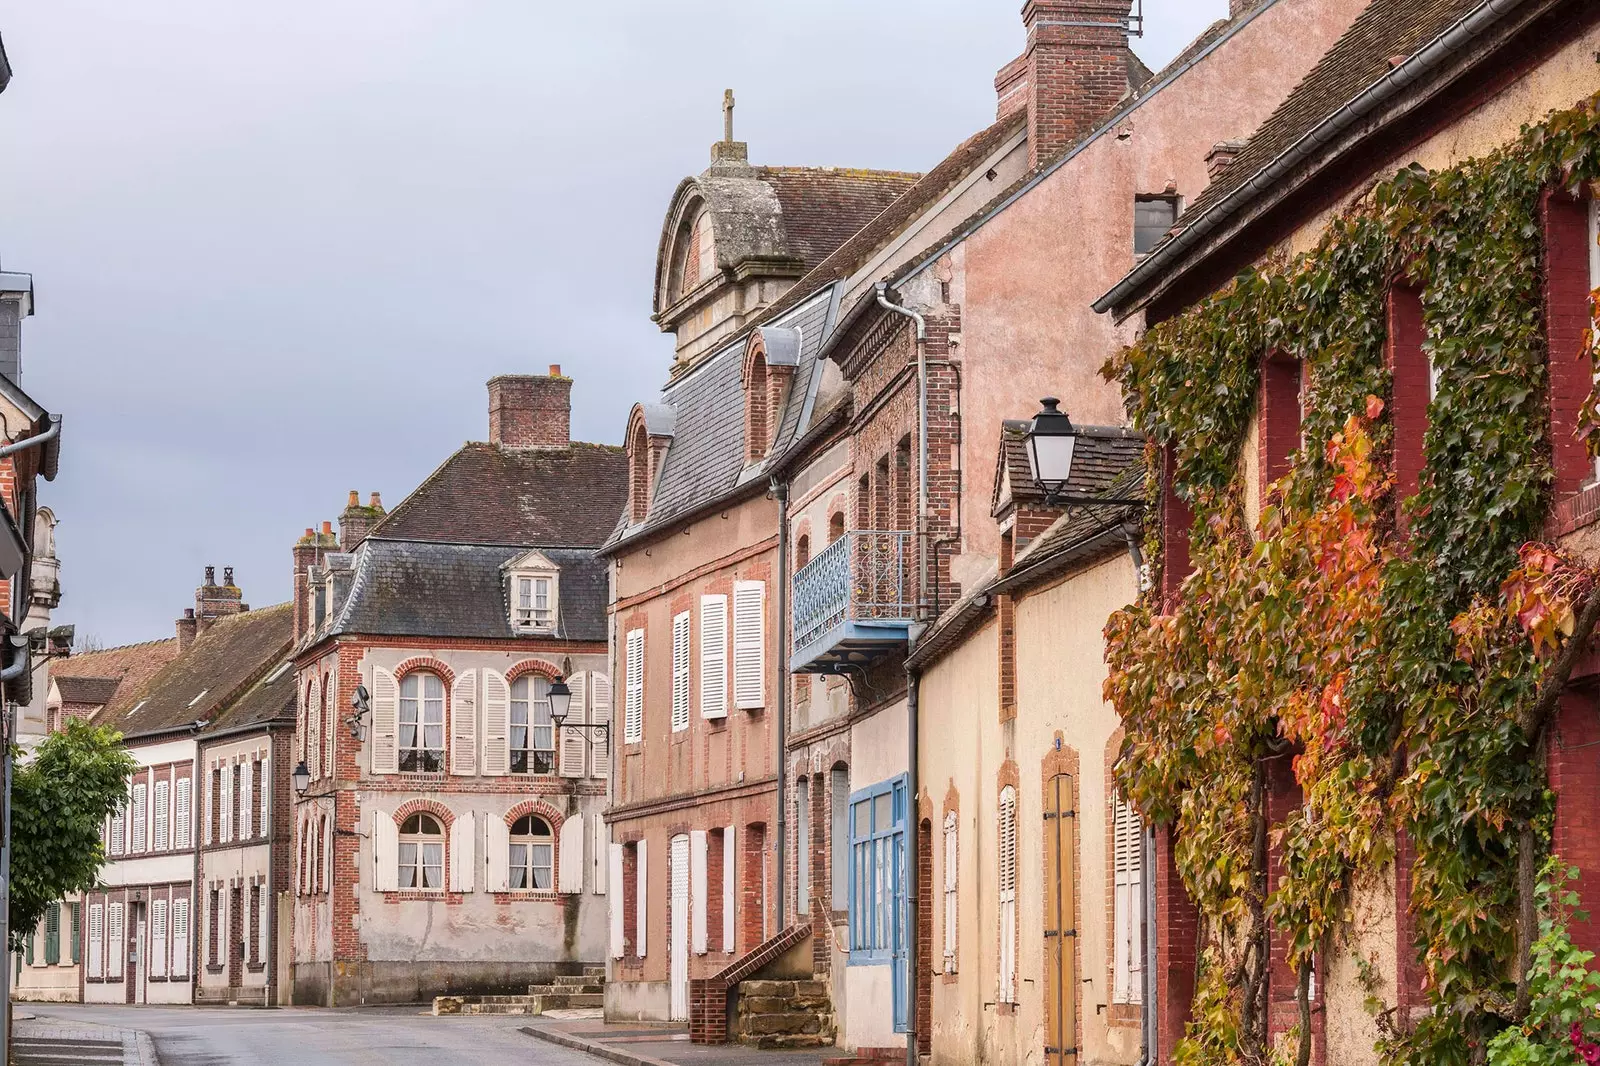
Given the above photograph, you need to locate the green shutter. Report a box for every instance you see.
[44,904,60,966]
[70,903,81,964]
[25,931,33,966]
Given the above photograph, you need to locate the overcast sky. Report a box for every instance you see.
[0,1,1228,647]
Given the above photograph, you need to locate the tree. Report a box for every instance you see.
[8,718,134,951]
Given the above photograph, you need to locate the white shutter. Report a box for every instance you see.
[671,613,691,732]
[451,811,476,893]
[258,758,269,838]
[240,762,253,839]
[722,826,735,951]
[690,829,708,954]
[733,581,765,710]
[1113,796,1143,1004]
[451,670,478,776]
[636,839,648,955]
[324,815,334,892]
[87,904,104,978]
[589,673,612,778]
[372,810,399,893]
[944,813,958,966]
[110,808,124,856]
[257,885,270,968]
[594,815,608,894]
[153,780,170,851]
[219,767,232,843]
[559,814,584,893]
[308,684,321,780]
[609,844,625,958]
[130,783,147,852]
[150,899,168,978]
[999,789,1017,1004]
[624,630,644,742]
[171,897,189,978]
[485,814,511,892]
[175,776,192,849]
[481,669,510,776]
[560,673,588,778]
[699,595,728,719]
[370,667,400,775]
[108,904,124,978]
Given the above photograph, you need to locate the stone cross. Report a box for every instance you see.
[723,89,735,144]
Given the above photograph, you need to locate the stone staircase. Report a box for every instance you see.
[433,966,605,1016]
[734,978,836,1049]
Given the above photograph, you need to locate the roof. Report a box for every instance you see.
[51,638,180,721]
[204,658,297,735]
[53,675,122,707]
[370,442,628,548]
[101,604,293,740]
[328,539,608,643]
[755,167,924,271]
[992,422,1146,516]
[606,287,836,550]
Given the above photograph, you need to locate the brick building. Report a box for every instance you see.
[288,368,626,1006]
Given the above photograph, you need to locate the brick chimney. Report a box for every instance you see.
[488,365,572,450]
[194,565,245,635]
[338,490,385,551]
[292,524,338,643]
[1206,140,1248,183]
[176,608,197,652]
[997,1,1135,169]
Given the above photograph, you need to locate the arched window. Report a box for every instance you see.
[511,675,555,775]
[509,815,554,890]
[398,813,444,890]
[828,512,845,545]
[746,354,770,461]
[398,673,445,773]
[796,534,810,570]
[629,422,652,524]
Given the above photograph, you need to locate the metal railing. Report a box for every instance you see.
[792,530,915,654]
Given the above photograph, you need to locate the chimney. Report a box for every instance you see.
[339,489,385,551]
[176,608,197,652]
[291,523,339,643]
[1206,140,1247,183]
[488,366,572,450]
[195,564,244,633]
[1231,0,1258,17]
[999,1,1135,169]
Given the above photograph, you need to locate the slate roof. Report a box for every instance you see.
[992,421,1146,515]
[102,604,294,741]
[53,675,122,707]
[607,287,836,550]
[329,540,608,643]
[370,442,627,548]
[51,638,180,721]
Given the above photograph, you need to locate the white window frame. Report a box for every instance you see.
[509,815,555,891]
[397,813,445,891]
[510,675,555,775]
[510,568,559,633]
[398,672,446,773]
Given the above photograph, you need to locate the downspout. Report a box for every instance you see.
[876,284,929,613]
[1142,825,1159,1066]
[0,415,60,460]
[773,477,790,928]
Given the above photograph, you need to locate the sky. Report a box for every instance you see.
[0,0,1229,648]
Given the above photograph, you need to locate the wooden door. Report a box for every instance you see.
[1044,774,1077,1066]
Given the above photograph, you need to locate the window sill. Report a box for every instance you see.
[490,891,567,904]
[845,952,893,967]
[1551,482,1600,536]
[206,965,224,975]
[1106,1002,1142,1028]
[247,963,267,974]
[381,891,463,904]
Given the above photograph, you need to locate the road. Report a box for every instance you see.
[22,1004,606,1066]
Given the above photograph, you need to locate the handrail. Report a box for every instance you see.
[792,530,915,654]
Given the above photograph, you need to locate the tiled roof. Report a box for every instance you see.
[607,288,835,549]
[992,421,1146,515]
[51,638,180,721]
[102,604,293,740]
[1006,461,1146,580]
[370,442,628,548]
[754,167,923,272]
[205,658,297,735]
[53,675,121,707]
[330,539,608,643]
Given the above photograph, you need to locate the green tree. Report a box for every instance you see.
[8,719,134,951]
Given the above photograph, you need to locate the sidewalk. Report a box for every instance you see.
[13,1013,159,1066]
[522,1017,832,1066]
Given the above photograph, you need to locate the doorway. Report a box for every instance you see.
[669,834,690,1022]
[1044,773,1078,1066]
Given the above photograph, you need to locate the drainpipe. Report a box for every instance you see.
[0,415,59,460]
[1142,824,1159,1066]
[875,284,929,615]
[772,477,790,928]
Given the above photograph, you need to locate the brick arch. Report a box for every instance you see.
[824,494,849,542]
[504,799,565,831]
[393,656,455,689]
[392,798,454,830]
[505,659,563,686]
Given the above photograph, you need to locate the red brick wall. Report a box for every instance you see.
[1156,824,1197,1066]
[1021,1,1134,168]
[740,823,767,952]
[1543,188,1594,497]
[1393,825,1424,1021]
[1552,689,1600,956]
[1160,445,1193,610]
[1259,354,1303,495]
[488,371,570,450]
[1386,285,1429,512]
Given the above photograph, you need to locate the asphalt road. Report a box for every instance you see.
[25,1004,605,1066]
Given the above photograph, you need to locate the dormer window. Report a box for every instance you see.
[742,327,800,464]
[504,550,560,634]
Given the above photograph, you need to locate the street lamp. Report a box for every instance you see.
[292,760,310,796]
[1024,397,1143,508]
[548,675,607,754]
[347,683,370,742]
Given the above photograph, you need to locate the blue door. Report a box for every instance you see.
[890,778,908,1032]
[847,775,911,1032]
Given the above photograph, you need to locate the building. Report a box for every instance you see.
[1095,0,1600,1061]
[289,368,625,1007]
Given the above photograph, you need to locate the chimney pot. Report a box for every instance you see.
[369,492,383,510]
[549,364,561,377]
[347,489,360,507]
[487,372,573,450]
[184,608,195,619]
[223,566,234,586]
[204,565,216,586]
[321,520,333,536]
[339,488,382,551]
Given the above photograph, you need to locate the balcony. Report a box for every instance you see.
[791,530,915,674]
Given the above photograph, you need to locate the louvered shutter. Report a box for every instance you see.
[219,768,232,843]
[1113,795,1143,1004]
[944,813,958,967]
[240,763,253,839]
[699,596,728,719]
[154,779,170,851]
[671,613,691,732]
[485,814,511,892]
[636,839,648,954]
[609,844,625,957]
[590,673,612,778]
[202,770,212,846]
[690,829,708,954]
[150,900,168,977]
[732,581,765,710]
[451,811,476,893]
[175,776,192,849]
[998,789,1017,1004]
[372,810,399,892]
[559,814,584,893]
[481,669,510,776]
[87,904,104,978]
[129,783,146,853]
[308,683,322,780]
[451,670,478,776]
[370,667,399,774]
[172,897,190,978]
[594,815,608,894]
[258,759,269,837]
[624,631,644,743]
[722,827,735,951]
[560,673,588,778]
[108,904,124,978]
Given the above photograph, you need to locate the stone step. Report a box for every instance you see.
[554,973,603,985]
[583,965,606,978]
[529,983,604,996]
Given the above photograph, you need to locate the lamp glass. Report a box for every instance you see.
[292,760,310,796]
[548,678,573,725]
[1025,397,1078,493]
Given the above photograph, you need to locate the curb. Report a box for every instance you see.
[136,1029,162,1066]
[519,1025,680,1066]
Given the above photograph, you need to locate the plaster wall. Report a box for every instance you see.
[196,841,273,999]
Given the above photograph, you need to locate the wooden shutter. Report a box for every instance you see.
[593,814,608,894]
[485,813,511,892]
[589,673,613,778]
[999,787,1017,1004]
[370,667,400,775]
[372,809,399,892]
[154,779,170,851]
[722,826,735,951]
[70,902,81,965]
[481,669,510,776]
[240,763,253,839]
[609,844,625,957]
[87,903,103,978]
[451,811,476,893]
[1112,795,1142,1004]
[732,581,765,710]
[175,776,192,849]
[451,670,478,776]
[560,673,588,778]
[624,630,644,743]
[636,838,649,954]
[107,904,124,978]
[171,897,189,978]
[1044,774,1077,1065]
[690,829,708,954]
[944,812,958,967]
[130,783,147,852]
[202,769,212,846]
[699,595,728,719]
[43,904,59,965]
[559,813,584,893]
[671,613,691,732]
[150,899,168,977]
[219,769,232,843]
[259,758,269,835]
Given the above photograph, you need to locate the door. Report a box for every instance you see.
[133,906,148,1005]
[890,779,908,1033]
[1044,774,1078,1066]
[669,834,690,1022]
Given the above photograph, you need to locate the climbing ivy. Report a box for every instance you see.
[1103,93,1600,1065]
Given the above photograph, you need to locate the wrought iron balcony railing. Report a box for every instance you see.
[792,530,915,656]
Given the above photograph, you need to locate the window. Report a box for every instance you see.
[249,885,261,965]
[796,777,811,915]
[943,811,958,971]
[507,558,560,633]
[828,512,845,544]
[107,903,124,978]
[510,815,555,890]
[398,672,445,773]
[831,767,850,909]
[998,786,1018,1005]
[671,612,691,732]
[624,630,644,743]
[849,775,906,961]
[208,888,220,967]
[1112,794,1145,1005]
[129,782,147,853]
[153,778,170,851]
[171,898,189,978]
[510,675,555,774]
[1134,195,1179,257]
[87,903,104,979]
[150,900,167,978]
[398,813,444,890]
[175,776,192,849]
[700,595,728,719]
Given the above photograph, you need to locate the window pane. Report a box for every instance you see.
[400,722,418,748]
[398,843,417,888]
[533,845,553,890]
[518,578,532,610]
[400,675,417,700]
[874,793,891,831]
[854,800,870,837]
[1134,198,1178,255]
[511,701,529,729]
[424,674,444,700]
[422,844,442,888]
[511,750,528,774]
[511,724,529,749]
[533,725,553,752]
[423,724,443,749]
